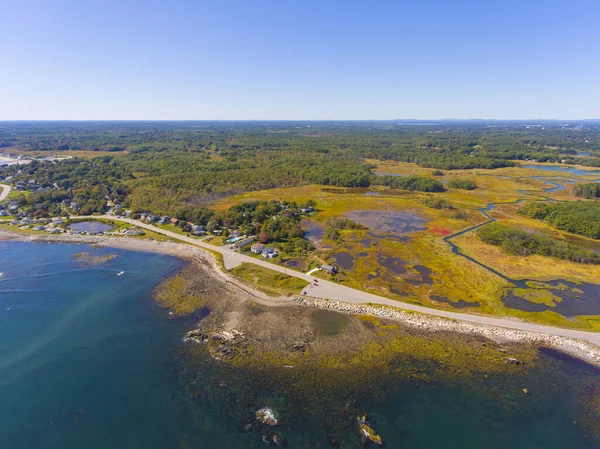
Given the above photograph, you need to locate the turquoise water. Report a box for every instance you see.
[0,242,187,449]
[1,242,600,448]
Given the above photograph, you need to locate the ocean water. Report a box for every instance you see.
[1,241,600,449]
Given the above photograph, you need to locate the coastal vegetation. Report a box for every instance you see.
[372,174,446,192]
[477,223,600,264]
[324,217,366,241]
[447,179,477,190]
[519,201,600,239]
[229,263,308,297]
[421,197,454,209]
[573,182,600,199]
[4,122,600,331]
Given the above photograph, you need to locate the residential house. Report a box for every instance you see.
[158,216,170,225]
[51,217,63,225]
[250,243,265,254]
[170,217,179,225]
[320,264,338,275]
[261,247,279,258]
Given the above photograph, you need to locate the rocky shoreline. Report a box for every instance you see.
[3,228,600,367]
[292,297,600,366]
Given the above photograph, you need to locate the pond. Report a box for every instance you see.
[503,280,600,318]
[377,254,407,275]
[345,209,427,241]
[301,220,324,247]
[332,252,355,271]
[523,165,600,178]
[68,221,114,234]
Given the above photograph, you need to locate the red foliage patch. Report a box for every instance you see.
[430,227,452,236]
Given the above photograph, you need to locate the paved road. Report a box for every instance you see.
[84,215,600,346]
[0,184,10,201]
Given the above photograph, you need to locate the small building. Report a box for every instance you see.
[261,247,278,258]
[170,217,179,225]
[320,264,338,275]
[52,217,63,225]
[250,243,265,254]
[233,236,255,249]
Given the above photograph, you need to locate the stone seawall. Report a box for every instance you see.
[292,297,600,366]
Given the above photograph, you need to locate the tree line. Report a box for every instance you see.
[477,223,600,264]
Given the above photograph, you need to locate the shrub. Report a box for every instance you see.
[421,197,454,210]
[448,179,477,190]
[477,223,600,264]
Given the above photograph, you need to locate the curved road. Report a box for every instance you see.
[82,215,600,346]
[0,184,10,202]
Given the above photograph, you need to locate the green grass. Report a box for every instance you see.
[230,263,309,297]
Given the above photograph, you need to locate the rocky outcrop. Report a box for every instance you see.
[292,297,600,366]
[183,328,245,361]
[182,329,207,344]
[256,407,278,426]
[357,415,382,445]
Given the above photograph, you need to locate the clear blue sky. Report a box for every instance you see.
[1,0,599,120]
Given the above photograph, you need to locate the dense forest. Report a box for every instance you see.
[477,223,600,264]
[372,175,446,192]
[2,121,599,216]
[519,201,600,239]
[573,183,600,199]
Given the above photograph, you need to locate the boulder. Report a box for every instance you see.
[357,415,382,445]
[256,407,278,426]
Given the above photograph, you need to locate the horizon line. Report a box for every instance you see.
[0,118,599,123]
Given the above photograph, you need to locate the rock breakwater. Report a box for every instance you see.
[292,297,600,366]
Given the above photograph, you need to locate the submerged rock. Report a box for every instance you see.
[505,357,523,365]
[183,329,207,344]
[256,407,278,426]
[357,415,382,445]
